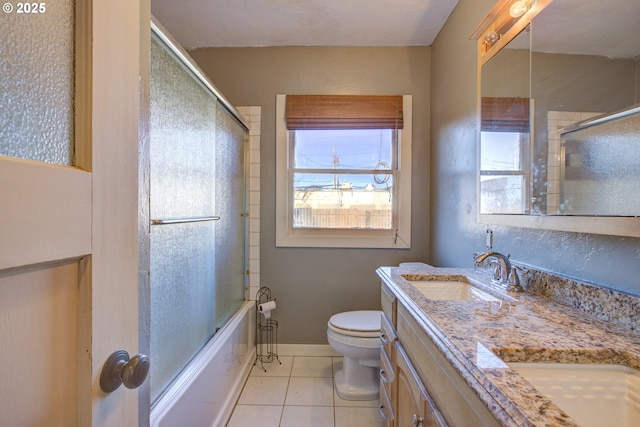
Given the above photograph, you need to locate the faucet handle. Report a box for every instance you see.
[489,260,502,281]
[512,264,529,274]
[507,266,524,292]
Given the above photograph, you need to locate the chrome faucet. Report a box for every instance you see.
[474,251,523,292]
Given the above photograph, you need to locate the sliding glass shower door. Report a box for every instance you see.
[149,33,247,402]
[213,105,248,327]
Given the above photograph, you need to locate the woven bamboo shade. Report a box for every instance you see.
[285,95,403,130]
[481,97,530,132]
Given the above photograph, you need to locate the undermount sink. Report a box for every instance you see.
[509,362,640,427]
[402,274,502,302]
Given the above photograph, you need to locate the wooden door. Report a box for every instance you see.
[0,1,149,426]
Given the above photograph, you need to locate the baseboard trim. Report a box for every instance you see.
[277,344,341,357]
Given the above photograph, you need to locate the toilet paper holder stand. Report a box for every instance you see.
[255,286,281,372]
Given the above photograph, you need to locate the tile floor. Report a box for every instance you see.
[227,355,385,427]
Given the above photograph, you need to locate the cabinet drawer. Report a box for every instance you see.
[381,282,397,326]
[380,312,397,364]
[380,345,395,400]
[378,376,395,427]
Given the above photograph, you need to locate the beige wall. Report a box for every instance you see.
[430,0,640,295]
[636,58,640,101]
[429,0,491,268]
[190,47,431,343]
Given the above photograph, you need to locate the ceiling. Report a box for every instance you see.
[150,0,460,50]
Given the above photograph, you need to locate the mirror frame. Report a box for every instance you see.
[471,0,640,238]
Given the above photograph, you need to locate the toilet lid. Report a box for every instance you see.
[329,310,382,332]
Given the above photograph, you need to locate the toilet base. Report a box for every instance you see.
[334,357,380,401]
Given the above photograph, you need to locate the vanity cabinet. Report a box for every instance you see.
[380,283,447,427]
[380,282,500,427]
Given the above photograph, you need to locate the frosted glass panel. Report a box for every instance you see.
[150,222,215,400]
[150,40,217,220]
[215,105,246,327]
[560,113,640,216]
[0,1,75,165]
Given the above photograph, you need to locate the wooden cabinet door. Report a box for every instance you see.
[395,343,446,427]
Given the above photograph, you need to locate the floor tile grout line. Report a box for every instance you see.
[230,354,382,426]
[332,356,336,426]
[282,357,293,408]
[278,373,287,427]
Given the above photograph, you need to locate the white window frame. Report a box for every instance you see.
[275,94,412,248]
[479,130,530,214]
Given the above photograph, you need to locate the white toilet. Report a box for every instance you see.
[327,310,382,400]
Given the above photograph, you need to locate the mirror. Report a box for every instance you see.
[478,0,640,236]
[529,0,640,217]
[480,28,531,214]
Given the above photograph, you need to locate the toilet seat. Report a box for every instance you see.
[328,310,381,338]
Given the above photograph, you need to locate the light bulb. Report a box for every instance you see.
[484,31,500,45]
[509,0,529,18]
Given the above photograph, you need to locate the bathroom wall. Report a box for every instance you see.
[430,0,640,295]
[636,58,640,101]
[189,47,431,343]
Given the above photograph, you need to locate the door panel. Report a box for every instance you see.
[0,2,92,425]
[0,0,148,426]
[0,159,91,270]
[0,261,79,426]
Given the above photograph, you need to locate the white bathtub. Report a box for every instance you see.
[151,300,256,427]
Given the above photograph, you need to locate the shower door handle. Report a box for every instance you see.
[150,216,220,225]
[100,350,150,393]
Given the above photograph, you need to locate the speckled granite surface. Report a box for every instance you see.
[519,267,640,333]
[377,263,640,427]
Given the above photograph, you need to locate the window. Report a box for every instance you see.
[480,97,530,214]
[480,131,529,214]
[276,94,412,248]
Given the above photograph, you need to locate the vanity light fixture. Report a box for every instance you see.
[470,0,546,63]
[509,0,531,18]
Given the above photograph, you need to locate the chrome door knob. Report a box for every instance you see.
[100,350,150,393]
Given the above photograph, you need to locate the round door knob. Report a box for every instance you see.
[100,350,150,393]
[121,353,150,389]
[413,413,424,427]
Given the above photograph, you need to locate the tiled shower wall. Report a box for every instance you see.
[237,106,262,300]
[545,110,600,214]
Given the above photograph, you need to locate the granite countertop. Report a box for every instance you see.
[377,263,640,427]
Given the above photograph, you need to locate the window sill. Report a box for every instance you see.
[276,230,410,249]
